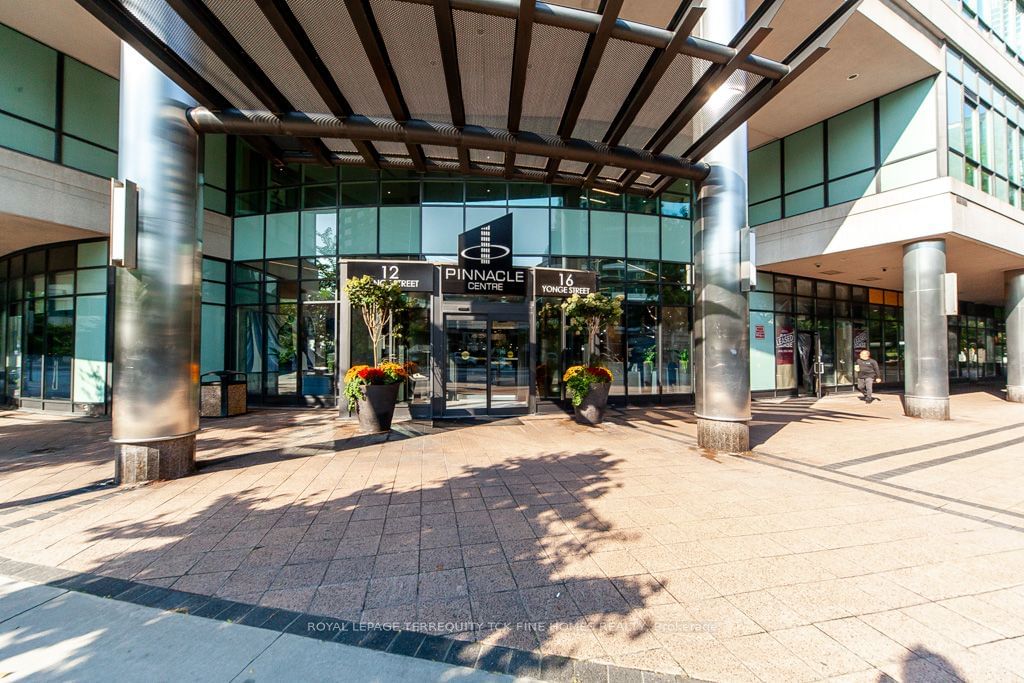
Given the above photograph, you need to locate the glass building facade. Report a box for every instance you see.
[0,24,119,178]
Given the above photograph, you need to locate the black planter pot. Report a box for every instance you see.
[354,383,400,433]
[573,381,611,425]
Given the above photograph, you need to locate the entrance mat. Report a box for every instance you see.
[0,555,700,683]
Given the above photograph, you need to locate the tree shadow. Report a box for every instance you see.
[886,646,967,682]
[22,439,686,670]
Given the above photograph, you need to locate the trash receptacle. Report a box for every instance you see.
[200,371,248,417]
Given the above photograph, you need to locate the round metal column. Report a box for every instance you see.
[112,44,201,483]
[693,0,751,452]
[902,240,950,420]
[1007,270,1024,403]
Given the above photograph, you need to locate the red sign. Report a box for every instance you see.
[776,326,795,365]
[754,324,766,340]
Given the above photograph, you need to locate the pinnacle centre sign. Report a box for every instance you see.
[441,214,528,295]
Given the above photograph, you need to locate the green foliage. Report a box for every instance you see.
[343,275,407,366]
[561,292,623,364]
[563,366,613,407]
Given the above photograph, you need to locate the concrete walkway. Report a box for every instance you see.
[1,389,1024,681]
[0,574,507,682]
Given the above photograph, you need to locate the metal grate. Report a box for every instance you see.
[373,140,412,155]
[573,38,654,143]
[200,0,328,113]
[120,0,263,108]
[619,54,712,150]
[514,154,549,170]
[285,0,392,118]
[470,149,504,165]
[421,145,459,160]
[519,23,588,135]
[323,137,358,153]
[666,70,764,158]
[454,9,515,129]
[598,166,626,180]
[370,0,451,122]
[557,160,588,175]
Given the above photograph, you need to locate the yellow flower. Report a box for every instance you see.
[344,365,369,383]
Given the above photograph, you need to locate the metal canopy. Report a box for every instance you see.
[77,0,860,195]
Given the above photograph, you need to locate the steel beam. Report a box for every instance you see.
[344,0,427,170]
[505,0,536,176]
[544,0,624,180]
[584,1,703,184]
[256,0,379,167]
[187,108,710,180]
[400,0,789,80]
[164,0,331,164]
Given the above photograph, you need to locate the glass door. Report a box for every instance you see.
[443,314,529,416]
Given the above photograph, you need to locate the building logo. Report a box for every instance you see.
[458,215,513,269]
[443,214,526,295]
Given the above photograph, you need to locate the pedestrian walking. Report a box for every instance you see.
[855,349,881,403]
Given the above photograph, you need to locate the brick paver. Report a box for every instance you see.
[1,389,1023,681]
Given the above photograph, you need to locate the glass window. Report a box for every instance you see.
[465,207,506,231]
[590,212,625,257]
[379,207,421,254]
[661,217,691,263]
[234,141,267,190]
[73,294,106,403]
[550,209,588,255]
[341,181,379,206]
[339,207,378,255]
[948,78,964,153]
[749,141,782,203]
[879,151,938,191]
[62,57,118,150]
[784,123,824,191]
[200,303,226,374]
[61,137,117,177]
[880,78,937,163]
[264,212,299,258]
[303,183,338,209]
[749,199,782,226]
[784,186,825,216]
[0,113,54,158]
[550,185,585,208]
[625,305,658,395]
[510,208,549,255]
[508,183,549,206]
[300,210,338,256]
[422,206,464,254]
[381,181,419,205]
[828,102,875,178]
[45,297,73,399]
[627,214,659,260]
[828,170,875,204]
[0,25,57,126]
[76,268,106,293]
[424,181,463,204]
[204,134,228,189]
[233,216,264,261]
[465,181,506,205]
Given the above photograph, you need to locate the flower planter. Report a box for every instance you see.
[573,381,610,425]
[353,383,400,433]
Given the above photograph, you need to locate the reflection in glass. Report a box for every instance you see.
[662,307,692,393]
[489,320,530,409]
[445,317,487,410]
[536,299,563,400]
[23,299,44,398]
[266,305,298,396]
[626,305,658,395]
[44,297,73,399]
[300,303,336,399]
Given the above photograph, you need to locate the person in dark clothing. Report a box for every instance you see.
[855,349,881,402]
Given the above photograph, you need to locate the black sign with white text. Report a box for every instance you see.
[345,260,435,292]
[442,214,527,295]
[533,268,598,298]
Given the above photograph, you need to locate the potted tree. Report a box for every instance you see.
[561,292,623,425]
[342,275,408,432]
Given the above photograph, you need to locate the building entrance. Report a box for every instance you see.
[442,311,530,416]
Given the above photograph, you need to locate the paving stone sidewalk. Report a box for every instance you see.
[1,389,1023,682]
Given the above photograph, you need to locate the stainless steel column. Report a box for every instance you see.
[902,240,950,420]
[112,44,201,482]
[693,0,751,452]
[1007,270,1024,403]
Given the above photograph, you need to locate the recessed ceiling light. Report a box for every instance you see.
[847,73,859,81]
